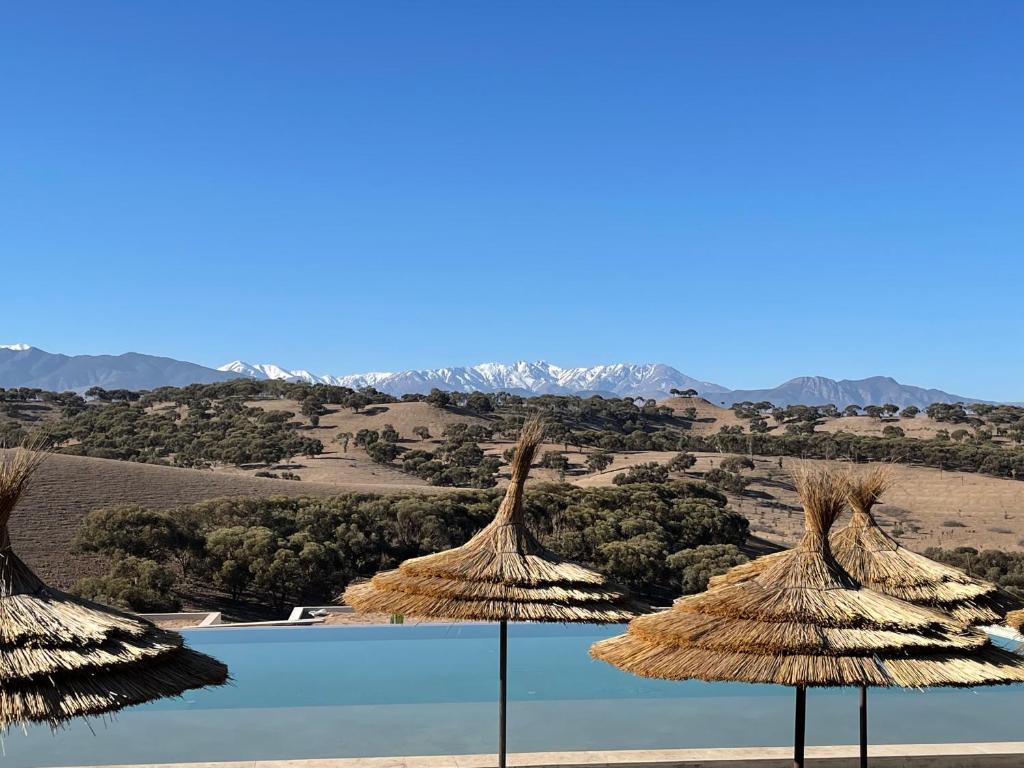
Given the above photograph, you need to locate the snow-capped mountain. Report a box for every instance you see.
[217,359,729,400]
[0,344,985,406]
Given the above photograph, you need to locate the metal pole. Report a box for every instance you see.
[859,684,868,768]
[793,685,806,768]
[499,619,507,768]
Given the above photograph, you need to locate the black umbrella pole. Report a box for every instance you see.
[793,685,806,768]
[499,619,508,768]
[859,684,867,768]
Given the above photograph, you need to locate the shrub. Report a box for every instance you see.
[720,456,754,473]
[585,451,614,473]
[74,556,180,612]
[704,468,749,493]
[613,462,669,485]
[667,452,697,472]
[666,544,748,594]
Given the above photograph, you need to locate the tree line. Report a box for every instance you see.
[72,481,749,612]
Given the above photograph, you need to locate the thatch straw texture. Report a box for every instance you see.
[344,419,647,623]
[0,448,228,731]
[1006,609,1024,633]
[591,465,1024,688]
[830,467,1021,626]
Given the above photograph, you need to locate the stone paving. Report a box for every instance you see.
[61,741,1024,768]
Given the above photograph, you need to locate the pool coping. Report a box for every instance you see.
[58,741,1024,768]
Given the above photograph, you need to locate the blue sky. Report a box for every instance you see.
[2,2,1022,399]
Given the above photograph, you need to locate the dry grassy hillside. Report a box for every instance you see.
[568,450,1024,553]
[250,399,490,440]
[229,399,493,485]
[11,452,363,589]
[659,396,750,435]
[815,415,956,439]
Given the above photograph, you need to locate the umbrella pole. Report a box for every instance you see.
[859,684,867,768]
[499,619,507,768]
[793,684,806,768]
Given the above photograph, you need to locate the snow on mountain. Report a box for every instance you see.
[0,343,32,351]
[218,359,730,400]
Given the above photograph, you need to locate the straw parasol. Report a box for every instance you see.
[830,466,1022,627]
[708,466,1022,627]
[0,448,228,732]
[591,465,1024,768]
[344,419,647,768]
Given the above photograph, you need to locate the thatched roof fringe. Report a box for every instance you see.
[0,447,228,731]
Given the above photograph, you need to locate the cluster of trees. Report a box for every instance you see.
[677,431,1024,482]
[342,421,503,488]
[925,547,1024,600]
[10,378,1024,483]
[72,480,750,611]
[399,423,500,487]
[49,399,322,466]
[613,462,670,485]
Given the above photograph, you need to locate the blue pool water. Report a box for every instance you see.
[15,624,1024,768]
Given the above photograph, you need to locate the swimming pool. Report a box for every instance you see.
[18,624,1024,768]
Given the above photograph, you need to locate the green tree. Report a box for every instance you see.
[585,451,614,473]
[720,456,754,473]
[426,389,452,409]
[666,544,748,594]
[73,505,190,562]
[667,452,696,473]
[336,431,353,452]
[613,462,669,485]
[355,429,380,447]
[74,555,180,612]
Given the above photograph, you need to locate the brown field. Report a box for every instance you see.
[229,399,492,486]
[815,414,962,439]
[660,396,752,435]
[9,451,407,590]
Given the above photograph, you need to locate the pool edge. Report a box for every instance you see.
[56,741,1024,768]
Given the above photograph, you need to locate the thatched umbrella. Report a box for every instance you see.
[0,448,228,732]
[344,419,647,768]
[705,465,1024,764]
[831,466,1022,626]
[592,465,1024,768]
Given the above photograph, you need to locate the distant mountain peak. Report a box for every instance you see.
[0,343,32,352]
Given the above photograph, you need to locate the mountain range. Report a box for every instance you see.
[0,344,981,408]
[0,344,236,392]
[218,358,976,408]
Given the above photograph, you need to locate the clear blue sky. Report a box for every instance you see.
[2,2,1022,399]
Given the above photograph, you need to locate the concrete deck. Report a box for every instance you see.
[59,741,1024,768]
